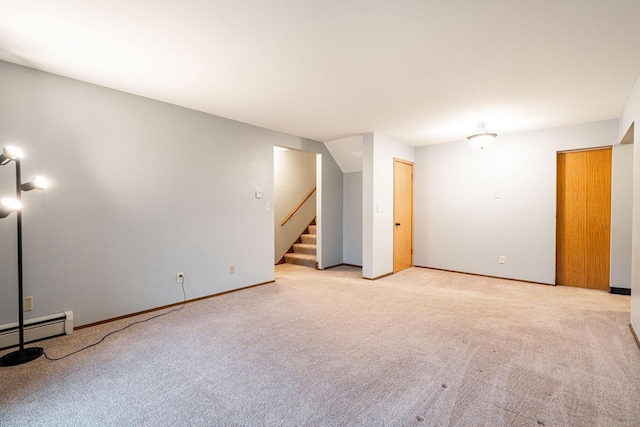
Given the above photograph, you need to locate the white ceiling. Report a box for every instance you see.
[1,0,639,146]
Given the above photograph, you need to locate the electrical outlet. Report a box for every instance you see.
[229,264,235,274]
[499,256,506,264]
[177,272,184,283]
[23,296,33,312]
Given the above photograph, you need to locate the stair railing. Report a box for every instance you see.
[280,187,316,226]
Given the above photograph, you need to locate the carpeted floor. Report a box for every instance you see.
[1,265,639,427]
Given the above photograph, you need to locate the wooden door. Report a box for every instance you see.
[556,148,612,290]
[394,159,413,272]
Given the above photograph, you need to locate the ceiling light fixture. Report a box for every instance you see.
[467,123,497,150]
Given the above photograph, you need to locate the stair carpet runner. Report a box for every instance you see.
[283,224,317,268]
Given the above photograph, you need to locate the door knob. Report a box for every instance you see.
[395,222,401,227]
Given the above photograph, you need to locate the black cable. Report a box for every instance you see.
[44,279,187,361]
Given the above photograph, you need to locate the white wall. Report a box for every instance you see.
[620,75,640,331]
[343,172,362,266]
[324,135,364,173]
[414,120,620,284]
[0,61,343,326]
[611,142,634,289]
[363,132,414,278]
[363,133,374,276]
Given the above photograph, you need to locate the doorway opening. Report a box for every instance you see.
[274,147,322,269]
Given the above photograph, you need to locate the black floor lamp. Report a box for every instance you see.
[0,145,49,367]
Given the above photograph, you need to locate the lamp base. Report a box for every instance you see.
[0,347,44,367]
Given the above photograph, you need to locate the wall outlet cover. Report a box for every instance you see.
[23,296,33,312]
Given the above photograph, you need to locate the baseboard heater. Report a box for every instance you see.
[0,311,73,351]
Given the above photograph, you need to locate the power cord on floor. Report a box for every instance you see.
[44,279,187,361]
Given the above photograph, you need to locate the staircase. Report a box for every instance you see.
[283,223,317,268]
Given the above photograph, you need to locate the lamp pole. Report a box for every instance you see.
[0,157,45,366]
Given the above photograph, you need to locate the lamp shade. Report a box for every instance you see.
[21,176,49,191]
[0,197,22,218]
[467,124,497,150]
[0,146,24,165]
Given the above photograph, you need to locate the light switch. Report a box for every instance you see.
[493,192,500,199]
[265,202,271,211]
[377,204,381,213]
[255,191,263,199]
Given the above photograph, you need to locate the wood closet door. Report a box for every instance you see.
[556,148,611,290]
[394,158,413,272]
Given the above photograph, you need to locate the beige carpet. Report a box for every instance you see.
[1,265,638,426]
